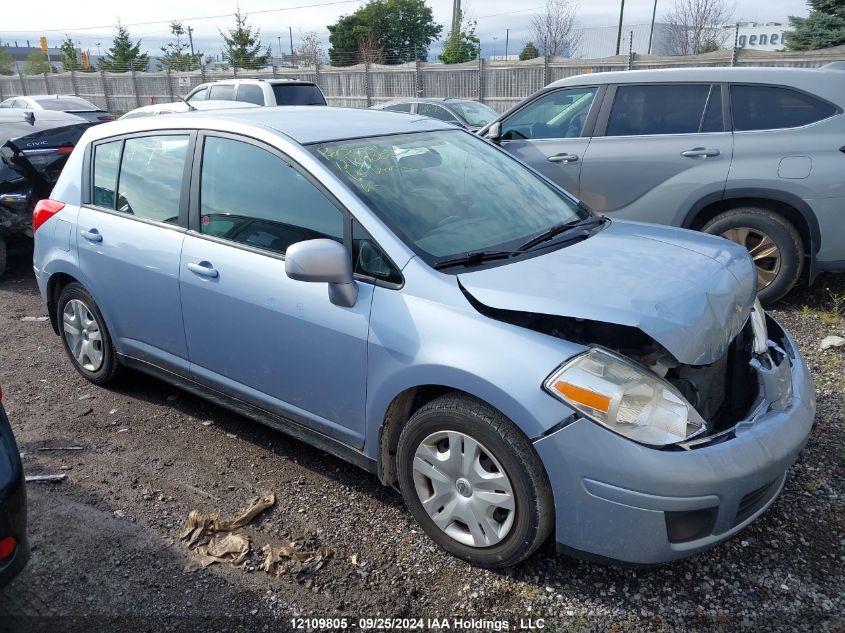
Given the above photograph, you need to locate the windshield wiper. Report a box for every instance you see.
[516,215,609,252]
[433,250,517,270]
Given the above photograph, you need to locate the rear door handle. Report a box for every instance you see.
[548,153,579,164]
[187,261,219,279]
[681,147,720,158]
[80,228,102,243]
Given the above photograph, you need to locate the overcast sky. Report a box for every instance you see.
[1,0,809,60]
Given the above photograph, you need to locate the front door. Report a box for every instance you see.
[497,85,601,197]
[179,134,372,448]
[76,133,192,373]
[579,83,733,225]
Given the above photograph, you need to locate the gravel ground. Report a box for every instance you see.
[0,252,842,633]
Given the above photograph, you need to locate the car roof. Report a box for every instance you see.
[550,66,845,88]
[85,106,454,145]
[193,78,318,88]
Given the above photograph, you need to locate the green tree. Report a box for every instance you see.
[328,0,441,66]
[24,52,53,74]
[161,21,203,71]
[0,43,13,75]
[98,23,149,71]
[519,41,540,60]
[785,0,845,50]
[438,10,480,64]
[220,8,270,69]
[59,36,81,71]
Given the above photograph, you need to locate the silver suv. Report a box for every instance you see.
[482,66,845,303]
[186,78,327,107]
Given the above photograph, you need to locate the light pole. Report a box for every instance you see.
[615,0,626,55]
[289,26,294,58]
[647,0,658,54]
[492,36,498,59]
[505,28,510,58]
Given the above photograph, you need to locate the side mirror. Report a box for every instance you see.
[485,121,502,142]
[285,239,358,308]
[23,111,35,125]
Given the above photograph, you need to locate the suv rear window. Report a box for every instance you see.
[271,84,326,106]
[730,85,837,131]
[607,84,714,136]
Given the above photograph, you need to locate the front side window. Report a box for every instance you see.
[311,131,581,263]
[208,84,235,101]
[606,84,713,136]
[199,136,343,255]
[236,84,265,105]
[416,103,458,123]
[187,87,208,102]
[92,140,122,208]
[730,85,837,131]
[116,135,189,223]
[447,101,499,128]
[502,87,597,140]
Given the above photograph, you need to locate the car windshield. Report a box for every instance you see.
[34,97,99,111]
[272,84,326,106]
[447,101,499,127]
[311,130,582,262]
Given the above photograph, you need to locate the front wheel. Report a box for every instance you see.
[702,208,803,305]
[397,393,554,568]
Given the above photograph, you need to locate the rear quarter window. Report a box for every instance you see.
[208,84,235,101]
[731,85,838,131]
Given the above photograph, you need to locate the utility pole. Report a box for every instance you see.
[451,0,462,34]
[289,27,294,58]
[615,0,626,55]
[278,36,282,60]
[505,28,510,58]
[647,0,658,54]
[187,26,195,60]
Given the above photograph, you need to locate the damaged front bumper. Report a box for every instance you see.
[534,316,815,565]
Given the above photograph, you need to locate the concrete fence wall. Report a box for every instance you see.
[2,46,844,115]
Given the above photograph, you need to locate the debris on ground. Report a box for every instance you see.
[820,335,845,350]
[20,316,48,322]
[37,446,84,452]
[261,542,333,586]
[25,474,68,484]
[193,533,251,568]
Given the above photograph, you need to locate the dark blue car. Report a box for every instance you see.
[0,384,28,586]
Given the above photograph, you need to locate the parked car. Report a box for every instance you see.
[0,383,29,587]
[480,66,845,303]
[0,95,113,124]
[185,79,327,107]
[372,98,499,131]
[1,109,92,276]
[33,107,814,567]
[119,100,261,120]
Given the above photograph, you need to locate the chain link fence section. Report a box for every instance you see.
[1,45,843,115]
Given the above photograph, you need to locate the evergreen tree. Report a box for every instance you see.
[519,41,540,60]
[219,8,270,69]
[785,0,845,50]
[161,21,202,71]
[59,36,81,71]
[98,23,149,71]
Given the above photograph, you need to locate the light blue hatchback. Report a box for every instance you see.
[33,106,815,567]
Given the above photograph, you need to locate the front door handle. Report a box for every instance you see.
[548,153,579,164]
[681,147,720,158]
[187,261,219,279]
[80,228,102,243]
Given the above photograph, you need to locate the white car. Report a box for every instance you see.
[0,95,113,124]
[119,100,260,120]
[185,79,327,107]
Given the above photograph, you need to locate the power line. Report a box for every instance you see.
[1,0,366,34]
[475,6,544,20]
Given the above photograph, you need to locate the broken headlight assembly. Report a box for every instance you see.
[544,348,707,446]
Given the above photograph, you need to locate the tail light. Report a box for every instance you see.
[0,536,15,560]
[32,199,65,233]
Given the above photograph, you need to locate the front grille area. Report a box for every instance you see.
[734,478,781,526]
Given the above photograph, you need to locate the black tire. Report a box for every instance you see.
[702,208,803,305]
[397,393,554,568]
[0,236,6,278]
[56,283,122,385]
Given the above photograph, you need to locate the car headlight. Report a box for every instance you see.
[544,348,706,446]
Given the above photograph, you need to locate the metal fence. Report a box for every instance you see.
[2,45,844,115]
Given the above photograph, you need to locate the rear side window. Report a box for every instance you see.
[730,85,837,131]
[384,103,412,113]
[115,135,189,223]
[208,84,235,101]
[92,140,122,208]
[237,84,265,105]
[416,103,458,123]
[199,136,343,255]
[606,84,713,136]
[271,84,326,106]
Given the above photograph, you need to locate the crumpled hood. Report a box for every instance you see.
[458,220,757,365]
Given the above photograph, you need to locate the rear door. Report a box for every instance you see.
[579,83,732,226]
[76,132,193,374]
[496,85,602,198]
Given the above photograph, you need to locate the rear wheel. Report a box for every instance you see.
[57,283,121,385]
[397,393,553,568]
[702,208,803,305]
